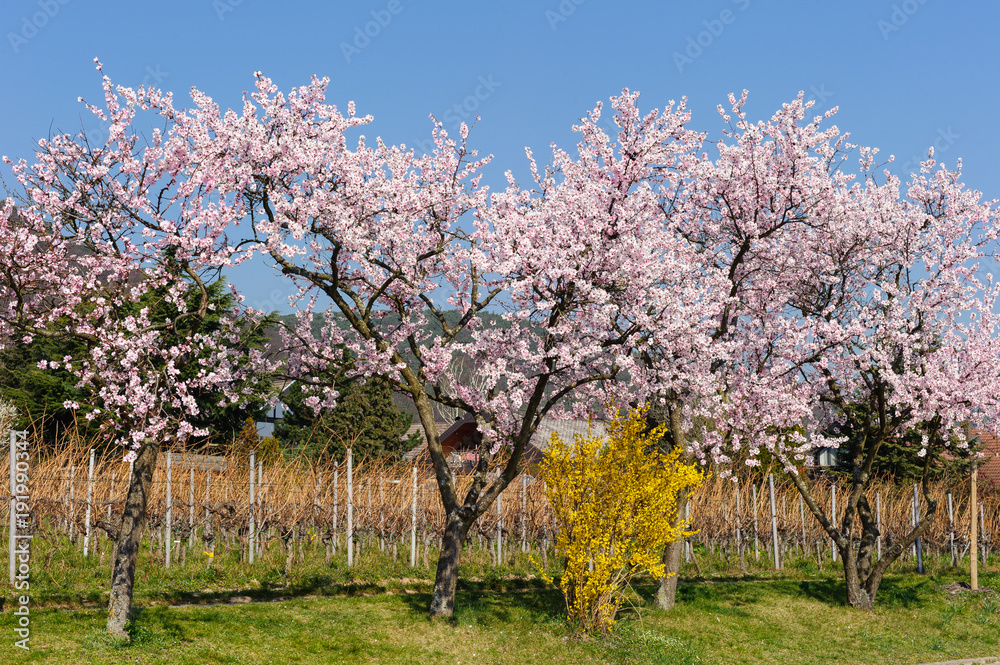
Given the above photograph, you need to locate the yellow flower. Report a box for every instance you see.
[539,405,703,634]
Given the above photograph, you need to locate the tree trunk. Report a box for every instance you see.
[656,534,685,611]
[653,401,693,611]
[107,439,159,641]
[429,513,469,619]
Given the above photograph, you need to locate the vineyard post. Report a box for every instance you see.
[83,448,95,557]
[752,483,759,561]
[684,501,691,563]
[947,491,956,566]
[314,471,322,535]
[876,492,882,560]
[799,495,805,554]
[108,471,115,523]
[248,450,255,564]
[379,476,385,552]
[205,469,213,566]
[768,473,780,571]
[496,480,503,567]
[421,482,428,569]
[913,484,924,573]
[68,465,75,543]
[971,460,978,590]
[410,466,417,567]
[347,448,353,568]
[165,451,172,569]
[366,480,372,556]
[189,467,195,550]
[7,430,15,585]
[830,485,837,563]
[734,484,744,571]
[333,465,339,552]
[520,474,527,553]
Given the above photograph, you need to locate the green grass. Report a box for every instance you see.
[3,533,999,663]
[3,570,999,663]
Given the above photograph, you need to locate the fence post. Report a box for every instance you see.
[734,484,743,566]
[205,469,212,563]
[768,473,780,571]
[913,484,924,574]
[521,474,527,553]
[752,483,759,561]
[84,448,95,557]
[379,476,385,552]
[8,430,16,585]
[496,479,503,567]
[410,466,418,567]
[684,501,691,563]
[947,491,956,566]
[248,450,255,564]
[830,485,837,563]
[971,460,978,591]
[189,467,195,550]
[876,492,882,560]
[314,471,322,533]
[165,451,172,568]
[257,459,263,555]
[68,465,75,543]
[799,495,806,552]
[347,448,353,568]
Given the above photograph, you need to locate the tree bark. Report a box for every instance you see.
[429,513,470,618]
[106,439,159,641]
[653,399,693,611]
[656,536,685,611]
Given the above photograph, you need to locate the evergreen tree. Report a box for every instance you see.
[274,370,420,461]
[0,275,275,449]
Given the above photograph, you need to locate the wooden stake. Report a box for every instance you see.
[83,448,95,557]
[165,451,172,568]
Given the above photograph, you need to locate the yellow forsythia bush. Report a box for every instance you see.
[540,406,704,633]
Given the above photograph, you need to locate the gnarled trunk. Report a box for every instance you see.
[107,439,158,641]
[429,512,470,618]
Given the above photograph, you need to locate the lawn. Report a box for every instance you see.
[2,571,998,664]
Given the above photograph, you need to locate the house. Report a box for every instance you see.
[255,378,296,439]
[403,414,606,472]
[973,429,1000,493]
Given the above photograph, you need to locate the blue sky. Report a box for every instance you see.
[1,0,997,312]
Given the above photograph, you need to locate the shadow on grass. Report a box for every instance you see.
[394,585,567,628]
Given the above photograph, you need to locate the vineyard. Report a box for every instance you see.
[5,434,996,581]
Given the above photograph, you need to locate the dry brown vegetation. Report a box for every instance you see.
[3,433,997,572]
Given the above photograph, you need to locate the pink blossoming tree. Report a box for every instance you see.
[681,93,1000,609]
[0,63,272,638]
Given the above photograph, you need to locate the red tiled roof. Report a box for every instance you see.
[974,429,1000,492]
